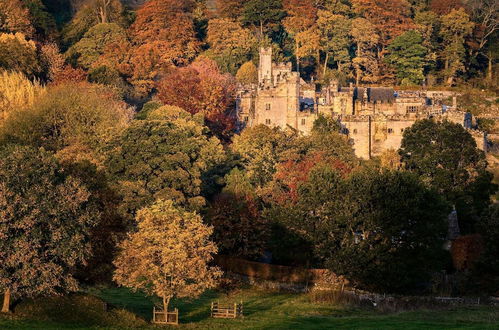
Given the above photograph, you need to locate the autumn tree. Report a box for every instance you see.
[1,83,132,165]
[106,106,226,218]
[0,145,99,312]
[236,61,258,85]
[352,0,413,50]
[0,0,34,37]
[67,23,128,69]
[215,0,244,19]
[206,18,257,73]
[0,70,45,121]
[430,0,463,15]
[0,33,41,78]
[283,0,317,71]
[113,199,221,314]
[351,18,380,84]
[385,30,428,85]
[127,0,199,95]
[156,57,237,140]
[440,8,474,85]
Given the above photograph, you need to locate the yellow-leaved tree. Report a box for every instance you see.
[113,199,222,315]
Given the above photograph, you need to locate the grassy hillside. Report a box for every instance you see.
[1,288,498,329]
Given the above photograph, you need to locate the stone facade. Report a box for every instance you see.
[236,48,487,159]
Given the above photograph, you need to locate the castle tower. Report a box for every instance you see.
[258,47,273,85]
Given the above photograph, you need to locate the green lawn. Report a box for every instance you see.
[0,287,497,329]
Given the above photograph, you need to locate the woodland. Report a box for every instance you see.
[0,0,498,326]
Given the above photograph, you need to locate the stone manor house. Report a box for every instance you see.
[236,48,487,159]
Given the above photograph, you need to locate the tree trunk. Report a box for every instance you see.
[162,295,170,313]
[323,52,329,77]
[487,53,493,82]
[2,288,10,313]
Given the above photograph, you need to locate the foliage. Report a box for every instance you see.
[0,82,132,164]
[113,199,221,312]
[439,8,474,85]
[0,0,34,36]
[156,57,237,140]
[0,70,45,121]
[231,125,295,188]
[317,11,351,73]
[270,165,449,292]
[67,23,128,70]
[0,33,40,78]
[236,61,258,85]
[206,18,256,74]
[400,119,496,233]
[241,0,286,37]
[63,0,125,45]
[0,145,99,311]
[106,106,226,217]
[386,30,428,85]
[206,168,268,260]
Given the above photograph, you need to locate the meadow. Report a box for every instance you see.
[1,287,498,329]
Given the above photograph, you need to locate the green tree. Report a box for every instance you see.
[242,0,286,38]
[325,169,449,293]
[400,119,496,233]
[63,0,125,45]
[206,18,256,74]
[206,168,268,260]
[67,23,128,70]
[386,30,428,85]
[231,125,295,188]
[114,199,221,314]
[106,106,226,218]
[0,145,99,312]
[440,8,474,85]
[317,11,351,74]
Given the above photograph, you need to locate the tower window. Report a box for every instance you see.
[301,119,306,125]
[265,119,271,125]
[266,103,271,111]
[244,116,249,122]
[388,128,393,134]
[353,129,358,134]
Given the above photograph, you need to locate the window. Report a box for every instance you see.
[400,128,404,133]
[353,129,358,134]
[243,116,249,122]
[387,128,393,134]
[407,106,418,113]
[301,119,306,126]
[266,103,271,111]
[265,119,271,125]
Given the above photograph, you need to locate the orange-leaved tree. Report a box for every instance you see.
[156,57,237,140]
[113,199,221,314]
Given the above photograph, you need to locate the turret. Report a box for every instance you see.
[258,47,273,85]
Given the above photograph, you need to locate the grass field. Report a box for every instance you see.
[0,287,498,329]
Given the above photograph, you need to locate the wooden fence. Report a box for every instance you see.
[211,301,243,318]
[153,307,178,325]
